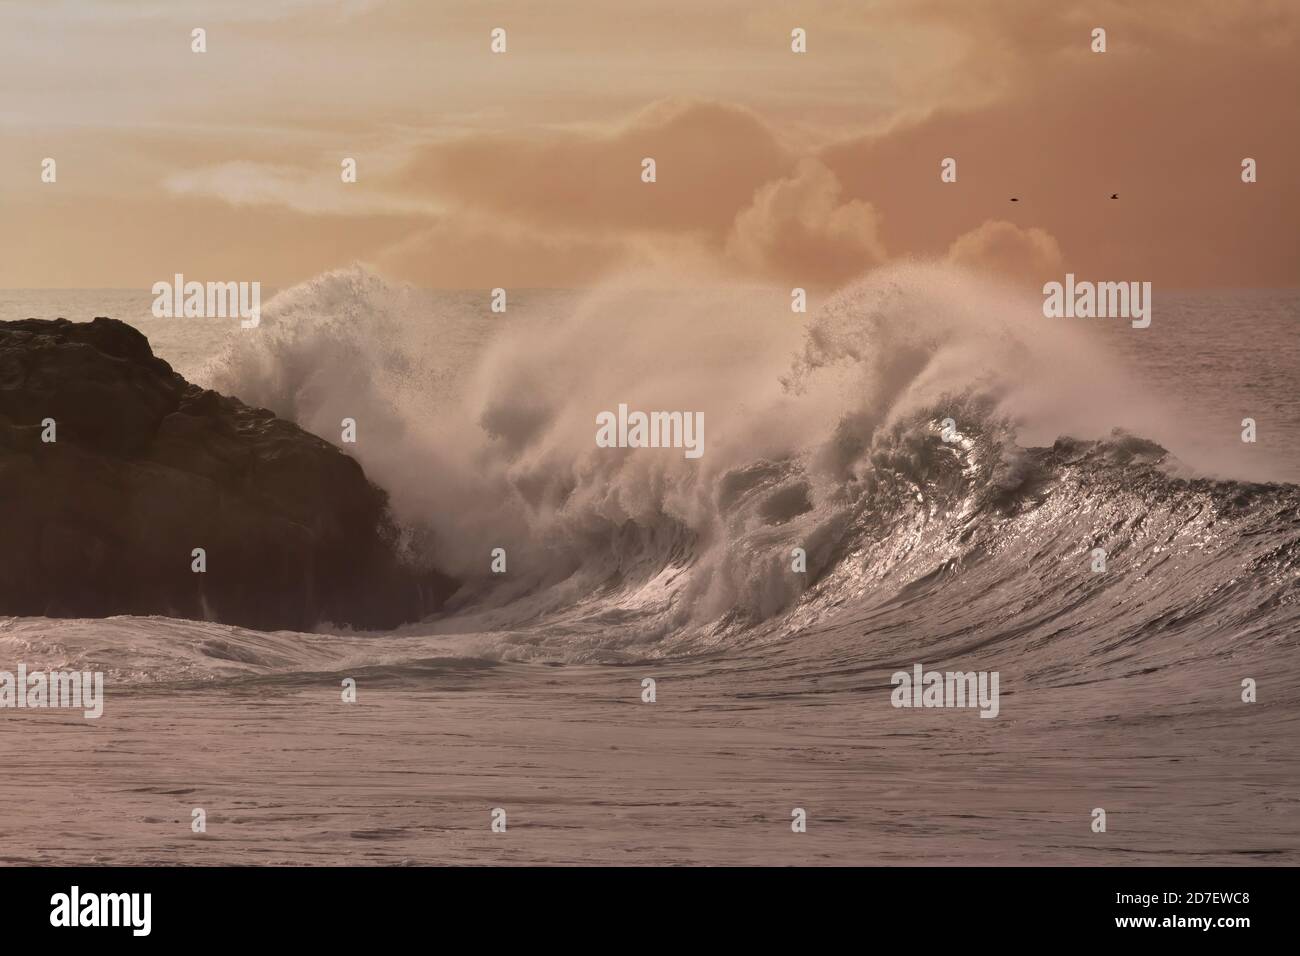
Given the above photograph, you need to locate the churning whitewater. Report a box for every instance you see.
[8,261,1293,685]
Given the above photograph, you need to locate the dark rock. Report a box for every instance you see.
[0,317,458,631]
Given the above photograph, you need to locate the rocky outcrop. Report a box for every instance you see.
[0,317,457,631]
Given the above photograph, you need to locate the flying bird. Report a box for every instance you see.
[1110,193,1119,199]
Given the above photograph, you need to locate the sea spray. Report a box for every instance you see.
[196,262,1298,658]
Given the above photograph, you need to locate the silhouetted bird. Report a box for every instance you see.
[1110,193,1119,199]
[1009,197,1019,202]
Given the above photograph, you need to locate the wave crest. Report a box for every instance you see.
[200,263,1299,657]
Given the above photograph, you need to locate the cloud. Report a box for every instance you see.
[385,103,894,287]
[371,214,643,288]
[818,0,1300,286]
[164,161,435,217]
[17,1,1292,289]
[10,0,385,23]
[725,159,887,286]
[393,99,794,238]
[946,220,1062,287]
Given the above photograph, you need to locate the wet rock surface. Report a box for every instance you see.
[0,318,456,631]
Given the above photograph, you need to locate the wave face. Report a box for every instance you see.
[192,263,1300,665]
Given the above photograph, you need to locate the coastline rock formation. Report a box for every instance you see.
[0,317,457,631]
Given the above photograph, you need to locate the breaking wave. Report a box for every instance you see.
[186,262,1300,662]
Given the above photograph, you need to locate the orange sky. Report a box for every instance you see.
[1,0,1295,289]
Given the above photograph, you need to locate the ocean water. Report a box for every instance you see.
[1,265,1297,864]
[7,279,1297,476]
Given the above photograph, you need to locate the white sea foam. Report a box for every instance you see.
[185,262,1300,659]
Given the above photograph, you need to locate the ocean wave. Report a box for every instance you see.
[189,262,1300,662]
